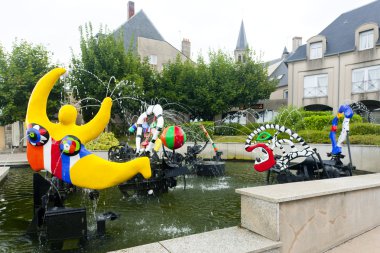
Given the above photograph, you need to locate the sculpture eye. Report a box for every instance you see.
[60,135,82,156]
[27,124,50,146]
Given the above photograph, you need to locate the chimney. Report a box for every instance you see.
[292,37,302,52]
[181,38,191,58]
[128,1,135,20]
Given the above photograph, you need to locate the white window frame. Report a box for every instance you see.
[304,74,328,98]
[359,30,374,51]
[310,42,322,60]
[149,55,157,65]
[352,65,380,93]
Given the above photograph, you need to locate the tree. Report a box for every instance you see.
[234,50,277,108]
[0,44,7,117]
[0,40,59,126]
[156,50,276,120]
[70,23,158,133]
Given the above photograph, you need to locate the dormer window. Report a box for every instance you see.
[310,42,322,59]
[355,23,379,51]
[307,35,326,60]
[359,30,374,50]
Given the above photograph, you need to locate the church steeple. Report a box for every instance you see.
[282,46,289,59]
[234,20,248,62]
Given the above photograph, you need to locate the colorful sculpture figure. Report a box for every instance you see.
[134,104,164,154]
[245,124,315,172]
[160,126,187,150]
[200,125,218,154]
[329,104,354,155]
[26,68,151,190]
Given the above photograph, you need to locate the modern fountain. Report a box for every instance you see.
[245,104,356,184]
[23,68,152,250]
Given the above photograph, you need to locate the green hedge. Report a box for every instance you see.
[301,114,362,130]
[181,121,215,141]
[297,130,331,143]
[300,111,332,117]
[349,134,380,145]
[273,106,305,131]
[349,123,380,135]
[85,132,119,150]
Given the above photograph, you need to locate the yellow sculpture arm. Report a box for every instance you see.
[77,97,113,143]
[26,68,66,127]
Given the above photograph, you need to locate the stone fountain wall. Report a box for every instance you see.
[175,142,380,173]
[236,173,380,253]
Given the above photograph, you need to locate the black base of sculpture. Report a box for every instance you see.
[195,161,225,177]
[118,158,190,197]
[27,173,116,250]
[268,153,355,184]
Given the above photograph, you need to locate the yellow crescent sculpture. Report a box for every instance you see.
[25,68,151,190]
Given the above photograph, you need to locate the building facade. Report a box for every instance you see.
[114,1,190,72]
[287,1,380,121]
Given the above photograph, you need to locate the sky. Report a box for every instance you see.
[0,0,376,66]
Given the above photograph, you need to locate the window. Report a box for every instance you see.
[310,42,322,59]
[352,65,380,93]
[277,74,284,80]
[149,55,157,65]
[283,89,288,99]
[304,74,328,98]
[359,30,374,50]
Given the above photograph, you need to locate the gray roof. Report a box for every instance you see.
[271,61,288,87]
[236,20,248,50]
[266,51,290,88]
[114,10,165,52]
[287,0,380,62]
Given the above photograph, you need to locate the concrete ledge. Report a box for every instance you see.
[236,174,380,252]
[110,242,169,253]
[236,173,380,203]
[0,166,10,183]
[0,161,29,168]
[110,227,281,253]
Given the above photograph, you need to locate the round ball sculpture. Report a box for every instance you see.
[160,126,187,150]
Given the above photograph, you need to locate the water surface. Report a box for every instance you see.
[0,162,265,252]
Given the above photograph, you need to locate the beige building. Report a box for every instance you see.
[287,1,380,121]
[114,1,190,72]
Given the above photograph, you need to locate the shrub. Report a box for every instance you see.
[182,121,214,141]
[214,123,241,136]
[297,130,331,143]
[349,134,380,145]
[85,132,119,150]
[349,123,380,135]
[301,116,334,130]
[302,114,362,130]
[245,122,264,133]
[273,106,305,131]
[274,106,363,131]
[300,111,332,117]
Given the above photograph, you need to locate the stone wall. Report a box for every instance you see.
[236,173,380,252]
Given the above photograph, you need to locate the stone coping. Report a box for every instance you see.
[109,226,281,253]
[0,166,10,182]
[236,173,380,203]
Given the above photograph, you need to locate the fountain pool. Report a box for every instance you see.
[0,161,266,252]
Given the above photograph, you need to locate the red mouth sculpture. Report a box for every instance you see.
[245,143,276,172]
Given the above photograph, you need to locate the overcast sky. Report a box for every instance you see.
[0,0,375,66]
